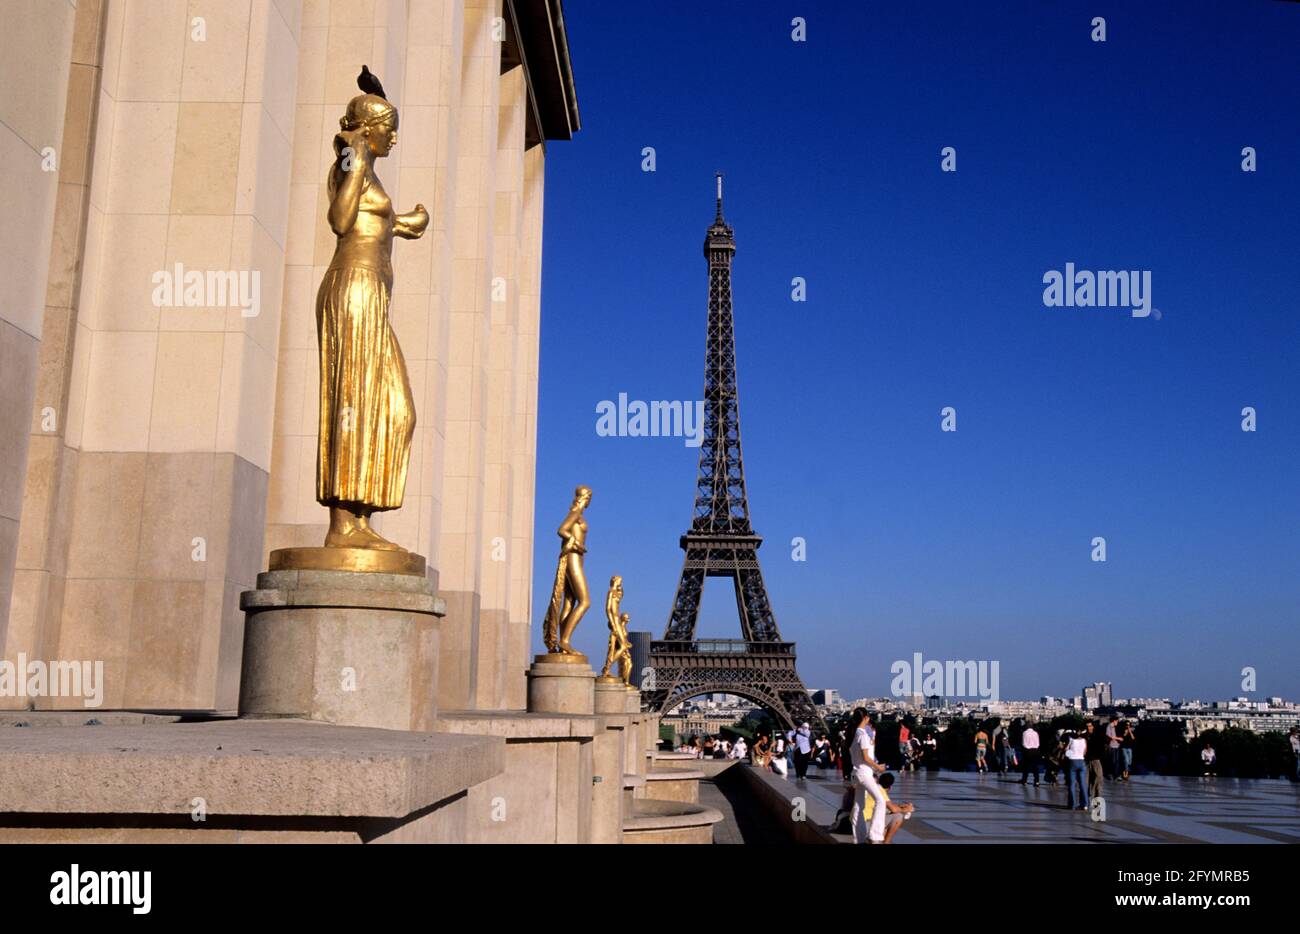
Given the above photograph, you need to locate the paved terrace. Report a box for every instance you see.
[745,766,1300,843]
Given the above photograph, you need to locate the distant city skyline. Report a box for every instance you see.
[531,1,1300,703]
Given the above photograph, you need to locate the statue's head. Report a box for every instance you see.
[340,93,398,157]
[573,485,592,508]
[609,574,622,591]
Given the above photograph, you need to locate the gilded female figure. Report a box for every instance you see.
[317,70,428,551]
[542,485,592,655]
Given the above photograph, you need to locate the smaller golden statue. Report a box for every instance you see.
[599,576,633,685]
[541,485,592,658]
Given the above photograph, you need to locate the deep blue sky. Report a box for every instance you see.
[529,1,1300,703]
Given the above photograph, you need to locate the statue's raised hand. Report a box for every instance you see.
[335,128,374,173]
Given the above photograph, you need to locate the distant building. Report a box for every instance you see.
[628,631,652,689]
[986,699,1074,721]
[1083,681,1113,710]
[1140,697,1300,735]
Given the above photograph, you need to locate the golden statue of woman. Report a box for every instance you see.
[316,68,427,552]
[541,486,592,657]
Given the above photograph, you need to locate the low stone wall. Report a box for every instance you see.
[733,764,839,845]
[0,718,504,843]
[434,710,596,844]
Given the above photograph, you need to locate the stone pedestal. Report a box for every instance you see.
[594,680,628,714]
[239,567,443,731]
[526,654,595,715]
[625,686,641,713]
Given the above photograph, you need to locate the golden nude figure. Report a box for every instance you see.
[541,486,592,656]
[316,69,429,552]
[600,576,633,685]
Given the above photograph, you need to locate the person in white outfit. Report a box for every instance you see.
[847,708,889,844]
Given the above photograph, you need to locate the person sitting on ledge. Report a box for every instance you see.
[863,772,914,844]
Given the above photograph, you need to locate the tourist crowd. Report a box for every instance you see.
[671,717,1300,843]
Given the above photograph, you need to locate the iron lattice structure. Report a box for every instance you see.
[644,179,823,733]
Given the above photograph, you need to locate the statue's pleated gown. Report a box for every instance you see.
[315,168,415,511]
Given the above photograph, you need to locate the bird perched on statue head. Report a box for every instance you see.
[357,65,387,100]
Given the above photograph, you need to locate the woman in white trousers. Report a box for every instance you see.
[847,708,889,844]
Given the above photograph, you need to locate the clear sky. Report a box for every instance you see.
[529,0,1300,703]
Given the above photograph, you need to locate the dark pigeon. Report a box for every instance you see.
[357,65,387,100]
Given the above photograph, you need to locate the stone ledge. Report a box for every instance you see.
[241,588,445,615]
[257,569,433,592]
[645,768,705,782]
[0,712,181,728]
[0,719,504,818]
[623,799,723,831]
[435,709,598,740]
[240,568,446,615]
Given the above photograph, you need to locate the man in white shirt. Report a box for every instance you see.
[1018,723,1041,786]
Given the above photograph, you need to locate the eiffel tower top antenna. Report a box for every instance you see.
[715,171,723,220]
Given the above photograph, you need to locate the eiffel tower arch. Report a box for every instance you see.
[644,177,824,734]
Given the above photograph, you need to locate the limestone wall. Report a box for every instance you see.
[1,0,558,713]
[0,0,78,703]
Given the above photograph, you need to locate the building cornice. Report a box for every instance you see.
[507,0,581,148]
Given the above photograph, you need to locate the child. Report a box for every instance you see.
[863,772,915,844]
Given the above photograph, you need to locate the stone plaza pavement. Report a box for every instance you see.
[750,766,1300,843]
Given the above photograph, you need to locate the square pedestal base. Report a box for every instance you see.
[594,680,630,714]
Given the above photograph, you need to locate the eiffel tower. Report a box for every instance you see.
[644,176,823,732]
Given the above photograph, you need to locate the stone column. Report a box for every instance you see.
[0,0,78,700]
[504,136,545,708]
[435,0,502,710]
[8,0,298,712]
[473,62,526,710]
